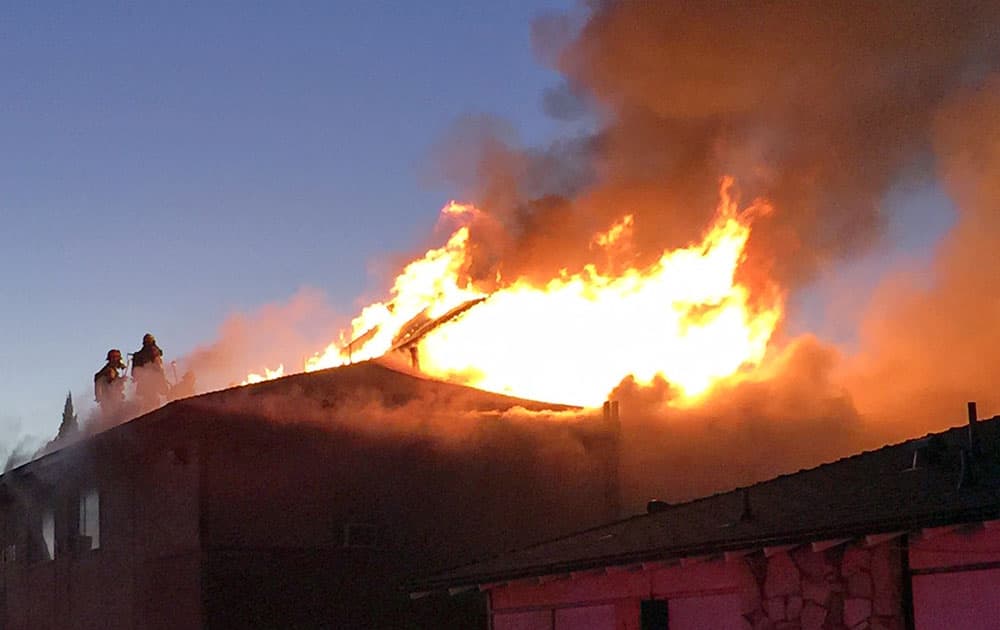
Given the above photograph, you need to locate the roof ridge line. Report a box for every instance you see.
[653,416,995,513]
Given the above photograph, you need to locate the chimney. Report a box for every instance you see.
[958,401,981,489]
[967,401,980,456]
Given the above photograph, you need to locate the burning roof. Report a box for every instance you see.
[170,2,1000,522]
[218,359,577,416]
[244,181,782,409]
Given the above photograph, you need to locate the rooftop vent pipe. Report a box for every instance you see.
[959,401,980,489]
[968,401,980,456]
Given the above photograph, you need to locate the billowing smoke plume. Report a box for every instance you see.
[440,1,1000,290]
[846,78,1000,440]
[613,336,864,505]
[156,2,998,507]
[426,1,1000,504]
[29,3,1000,512]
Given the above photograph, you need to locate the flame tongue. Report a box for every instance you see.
[305,218,487,372]
[415,180,781,406]
[242,364,285,385]
[250,179,784,406]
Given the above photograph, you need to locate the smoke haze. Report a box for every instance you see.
[845,78,1000,440]
[175,288,345,393]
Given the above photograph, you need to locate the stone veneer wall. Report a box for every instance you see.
[739,542,903,630]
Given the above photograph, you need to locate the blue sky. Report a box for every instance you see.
[0,2,955,450]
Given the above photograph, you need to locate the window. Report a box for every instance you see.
[343,523,379,548]
[79,487,100,550]
[42,508,55,560]
[641,600,668,630]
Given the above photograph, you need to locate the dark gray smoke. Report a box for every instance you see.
[438,1,1000,291]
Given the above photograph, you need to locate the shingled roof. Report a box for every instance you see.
[413,413,1000,592]
[8,360,576,478]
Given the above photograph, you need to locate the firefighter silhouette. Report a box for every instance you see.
[94,348,127,410]
[132,333,170,408]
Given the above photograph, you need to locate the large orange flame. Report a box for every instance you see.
[248,178,784,406]
[304,213,486,371]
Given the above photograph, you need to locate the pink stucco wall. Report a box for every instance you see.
[489,524,1000,629]
[910,525,1000,630]
[489,541,904,630]
[668,593,742,630]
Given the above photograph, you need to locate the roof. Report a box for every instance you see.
[4,360,576,479]
[414,414,1000,591]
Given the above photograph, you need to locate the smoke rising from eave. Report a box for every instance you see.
[612,335,864,504]
[174,288,345,394]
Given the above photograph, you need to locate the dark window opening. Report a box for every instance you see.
[641,599,669,630]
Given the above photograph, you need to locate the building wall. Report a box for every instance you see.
[490,561,744,630]
[197,416,615,629]
[133,438,203,629]
[740,543,904,630]
[0,373,619,630]
[489,541,904,630]
[910,525,1000,630]
[0,431,204,630]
